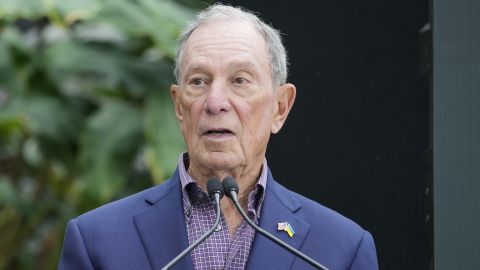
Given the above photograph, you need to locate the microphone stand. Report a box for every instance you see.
[223,177,329,270]
[161,179,223,270]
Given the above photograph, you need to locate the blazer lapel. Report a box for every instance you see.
[246,173,311,270]
[133,172,194,270]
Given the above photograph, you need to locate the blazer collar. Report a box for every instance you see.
[246,169,311,270]
[133,168,310,270]
[133,169,194,270]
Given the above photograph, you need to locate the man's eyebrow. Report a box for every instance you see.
[181,60,262,81]
[183,63,208,73]
[181,64,210,82]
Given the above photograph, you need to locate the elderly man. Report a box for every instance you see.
[58,4,378,270]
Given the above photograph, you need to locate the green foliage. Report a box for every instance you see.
[0,0,204,268]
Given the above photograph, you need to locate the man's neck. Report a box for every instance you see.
[187,161,264,203]
[186,158,265,236]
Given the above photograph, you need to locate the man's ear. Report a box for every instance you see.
[271,83,296,134]
[170,84,183,123]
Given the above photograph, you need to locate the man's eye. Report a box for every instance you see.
[234,77,247,84]
[191,78,205,86]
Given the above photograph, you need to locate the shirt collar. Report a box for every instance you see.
[178,153,268,221]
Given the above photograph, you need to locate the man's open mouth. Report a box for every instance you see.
[205,129,234,135]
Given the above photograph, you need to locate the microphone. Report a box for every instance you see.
[222,177,330,270]
[161,178,224,270]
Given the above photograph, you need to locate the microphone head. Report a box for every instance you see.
[222,176,239,198]
[207,178,224,200]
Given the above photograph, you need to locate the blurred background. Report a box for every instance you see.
[1,0,479,270]
[0,0,204,268]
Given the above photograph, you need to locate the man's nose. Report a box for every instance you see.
[204,80,232,114]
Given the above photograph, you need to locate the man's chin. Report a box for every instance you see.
[197,151,241,171]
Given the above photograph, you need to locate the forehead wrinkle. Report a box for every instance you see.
[190,19,264,44]
[188,21,267,55]
[226,61,258,71]
[180,19,271,82]
[183,41,265,72]
[183,46,268,77]
[186,38,263,57]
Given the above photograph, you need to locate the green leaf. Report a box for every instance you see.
[0,28,34,95]
[0,110,23,137]
[92,0,195,58]
[45,38,172,98]
[0,0,45,21]
[23,97,83,144]
[77,100,143,204]
[144,90,185,183]
[0,96,84,167]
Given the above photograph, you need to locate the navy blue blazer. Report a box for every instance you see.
[58,168,378,270]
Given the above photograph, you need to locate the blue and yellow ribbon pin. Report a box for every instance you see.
[277,222,295,237]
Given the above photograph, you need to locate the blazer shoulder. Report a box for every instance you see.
[75,174,180,225]
[266,177,378,269]
[269,178,367,243]
[59,172,185,270]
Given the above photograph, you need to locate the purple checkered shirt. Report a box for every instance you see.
[178,153,268,270]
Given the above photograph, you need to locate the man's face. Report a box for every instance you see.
[171,19,294,176]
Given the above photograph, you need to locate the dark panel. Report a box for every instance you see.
[223,1,430,269]
[434,0,480,269]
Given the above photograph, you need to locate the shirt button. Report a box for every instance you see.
[214,224,222,232]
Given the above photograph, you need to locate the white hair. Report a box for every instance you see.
[174,3,288,86]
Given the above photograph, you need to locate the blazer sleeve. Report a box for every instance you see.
[58,219,95,270]
[348,230,379,270]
